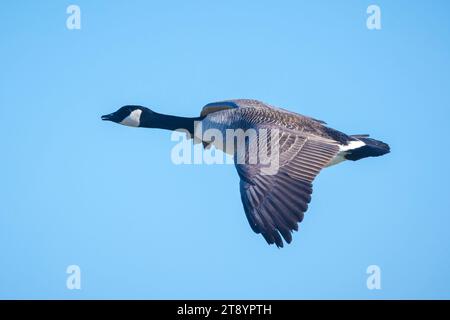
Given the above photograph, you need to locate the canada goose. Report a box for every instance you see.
[102,99,390,247]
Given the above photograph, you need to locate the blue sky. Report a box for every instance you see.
[1,0,449,299]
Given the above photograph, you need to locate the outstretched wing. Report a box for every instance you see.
[236,131,340,247]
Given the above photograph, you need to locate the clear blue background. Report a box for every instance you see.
[1,0,449,299]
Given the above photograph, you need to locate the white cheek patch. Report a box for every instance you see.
[120,109,142,127]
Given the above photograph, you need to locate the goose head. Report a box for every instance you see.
[101,105,153,127]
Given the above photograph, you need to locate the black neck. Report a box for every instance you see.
[140,112,203,136]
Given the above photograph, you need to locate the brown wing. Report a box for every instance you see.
[235,131,340,247]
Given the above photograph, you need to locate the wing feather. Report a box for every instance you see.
[236,131,340,247]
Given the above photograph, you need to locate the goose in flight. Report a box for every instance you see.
[102,99,390,247]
